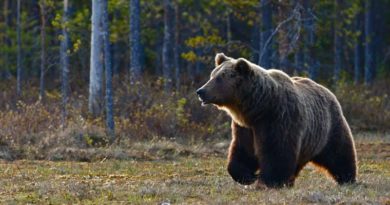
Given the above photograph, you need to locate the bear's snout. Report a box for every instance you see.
[196,88,205,97]
[196,88,209,105]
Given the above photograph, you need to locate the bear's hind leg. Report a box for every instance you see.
[312,127,357,184]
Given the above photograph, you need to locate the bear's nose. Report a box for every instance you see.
[196,88,206,97]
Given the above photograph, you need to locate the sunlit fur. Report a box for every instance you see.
[198,53,357,188]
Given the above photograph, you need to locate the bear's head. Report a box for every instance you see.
[196,53,254,108]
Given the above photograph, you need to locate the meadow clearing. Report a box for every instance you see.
[0,132,389,204]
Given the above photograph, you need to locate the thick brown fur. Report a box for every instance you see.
[196,53,357,188]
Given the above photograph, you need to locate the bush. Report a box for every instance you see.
[0,78,389,160]
[334,81,390,131]
[0,77,230,160]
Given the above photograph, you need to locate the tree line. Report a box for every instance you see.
[0,0,389,137]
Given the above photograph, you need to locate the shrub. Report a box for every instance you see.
[0,78,389,160]
[334,81,390,131]
[0,77,230,160]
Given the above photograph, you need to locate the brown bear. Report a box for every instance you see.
[196,53,357,188]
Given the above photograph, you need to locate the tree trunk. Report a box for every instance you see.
[372,0,382,77]
[112,42,120,75]
[250,24,259,64]
[16,0,22,96]
[102,0,115,139]
[89,0,104,117]
[195,48,202,80]
[277,3,288,72]
[129,0,141,81]
[155,43,162,76]
[61,0,70,126]
[364,0,375,85]
[39,0,46,100]
[226,11,232,43]
[354,6,363,84]
[303,0,317,79]
[294,49,304,74]
[174,2,180,90]
[258,0,272,68]
[333,0,342,83]
[162,0,174,90]
[112,8,121,76]
[1,0,11,79]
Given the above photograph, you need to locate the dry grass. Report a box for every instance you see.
[0,133,389,204]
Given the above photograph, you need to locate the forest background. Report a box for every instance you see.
[0,0,389,163]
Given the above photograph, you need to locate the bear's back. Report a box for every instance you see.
[291,76,337,104]
[291,76,345,159]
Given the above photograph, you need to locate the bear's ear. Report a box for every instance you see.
[215,53,229,66]
[235,58,252,76]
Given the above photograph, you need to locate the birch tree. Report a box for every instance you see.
[61,0,70,125]
[102,0,115,138]
[89,0,104,116]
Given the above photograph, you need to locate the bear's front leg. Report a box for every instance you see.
[253,128,299,188]
[227,122,259,185]
[258,156,297,188]
[260,144,297,188]
[227,148,259,185]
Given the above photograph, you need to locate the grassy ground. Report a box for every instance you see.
[0,133,389,204]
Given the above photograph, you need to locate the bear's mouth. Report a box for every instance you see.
[196,89,215,106]
[198,97,210,106]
